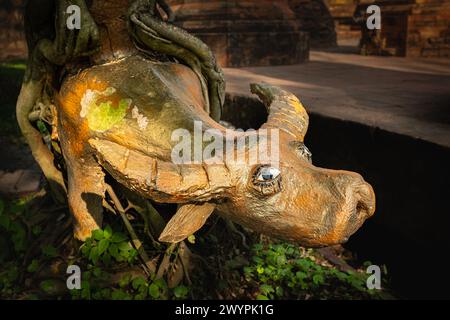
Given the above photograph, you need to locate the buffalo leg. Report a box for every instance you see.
[61,140,106,240]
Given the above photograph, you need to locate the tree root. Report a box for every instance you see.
[18,0,101,204]
[128,0,225,121]
[106,184,157,275]
[155,242,192,288]
[16,77,67,204]
[119,186,166,247]
[225,219,250,250]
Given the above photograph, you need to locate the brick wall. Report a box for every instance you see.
[326,0,361,45]
[168,0,310,67]
[0,0,27,61]
[289,0,337,48]
[407,0,450,57]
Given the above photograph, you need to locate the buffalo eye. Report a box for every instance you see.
[256,166,281,182]
[250,165,282,196]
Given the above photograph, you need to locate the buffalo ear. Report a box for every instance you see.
[159,203,216,243]
[289,141,312,163]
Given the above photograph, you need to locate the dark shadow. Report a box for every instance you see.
[0,61,26,138]
[307,114,450,300]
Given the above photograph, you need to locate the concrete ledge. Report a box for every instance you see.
[224,51,450,148]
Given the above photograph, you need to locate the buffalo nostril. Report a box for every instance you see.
[354,182,376,218]
[335,172,375,218]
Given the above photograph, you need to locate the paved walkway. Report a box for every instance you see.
[224,51,450,147]
[0,140,42,197]
[0,169,41,196]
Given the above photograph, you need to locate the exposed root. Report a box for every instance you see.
[225,219,250,250]
[106,184,157,275]
[16,77,67,204]
[128,0,225,121]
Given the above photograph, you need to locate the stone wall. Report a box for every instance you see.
[0,0,27,61]
[357,0,450,57]
[289,0,337,48]
[407,0,450,57]
[168,0,310,67]
[327,0,361,46]
[328,0,450,57]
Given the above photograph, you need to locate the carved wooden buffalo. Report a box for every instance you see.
[17,0,375,247]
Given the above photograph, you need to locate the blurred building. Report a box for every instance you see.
[0,0,26,61]
[379,0,449,57]
[289,0,338,48]
[0,0,448,61]
[167,0,310,67]
[328,0,450,57]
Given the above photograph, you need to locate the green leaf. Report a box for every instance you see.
[81,285,91,300]
[173,285,189,299]
[276,255,287,266]
[92,267,102,278]
[100,288,111,299]
[11,223,27,252]
[252,256,263,264]
[108,243,120,258]
[32,225,42,236]
[118,241,131,251]
[92,229,104,241]
[0,199,4,215]
[111,289,131,300]
[36,120,49,135]
[132,276,147,290]
[260,284,274,295]
[134,292,147,300]
[42,245,58,258]
[40,279,56,294]
[275,286,284,297]
[253,243,263,251]
[89,246,100,264]
[296,271,307,280]
[127,249,138,263]
[27,259,39,273]
[187,235,196,244]
[119,274,132,288]
[0,215,10,229]
[98,239,110,255]
[103,225,113,239]
[313,274,325,285]
[81,279,90,290]
[151,279,168,299]
[80,244,90,257]
[6,266,18,282]
[111,232,128,243]
[243,267,253,275]
[286,246,295,255]
[102,253,112,265]
[256,295,269,300]
[148,283,160,299]
[154,278,168,289]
